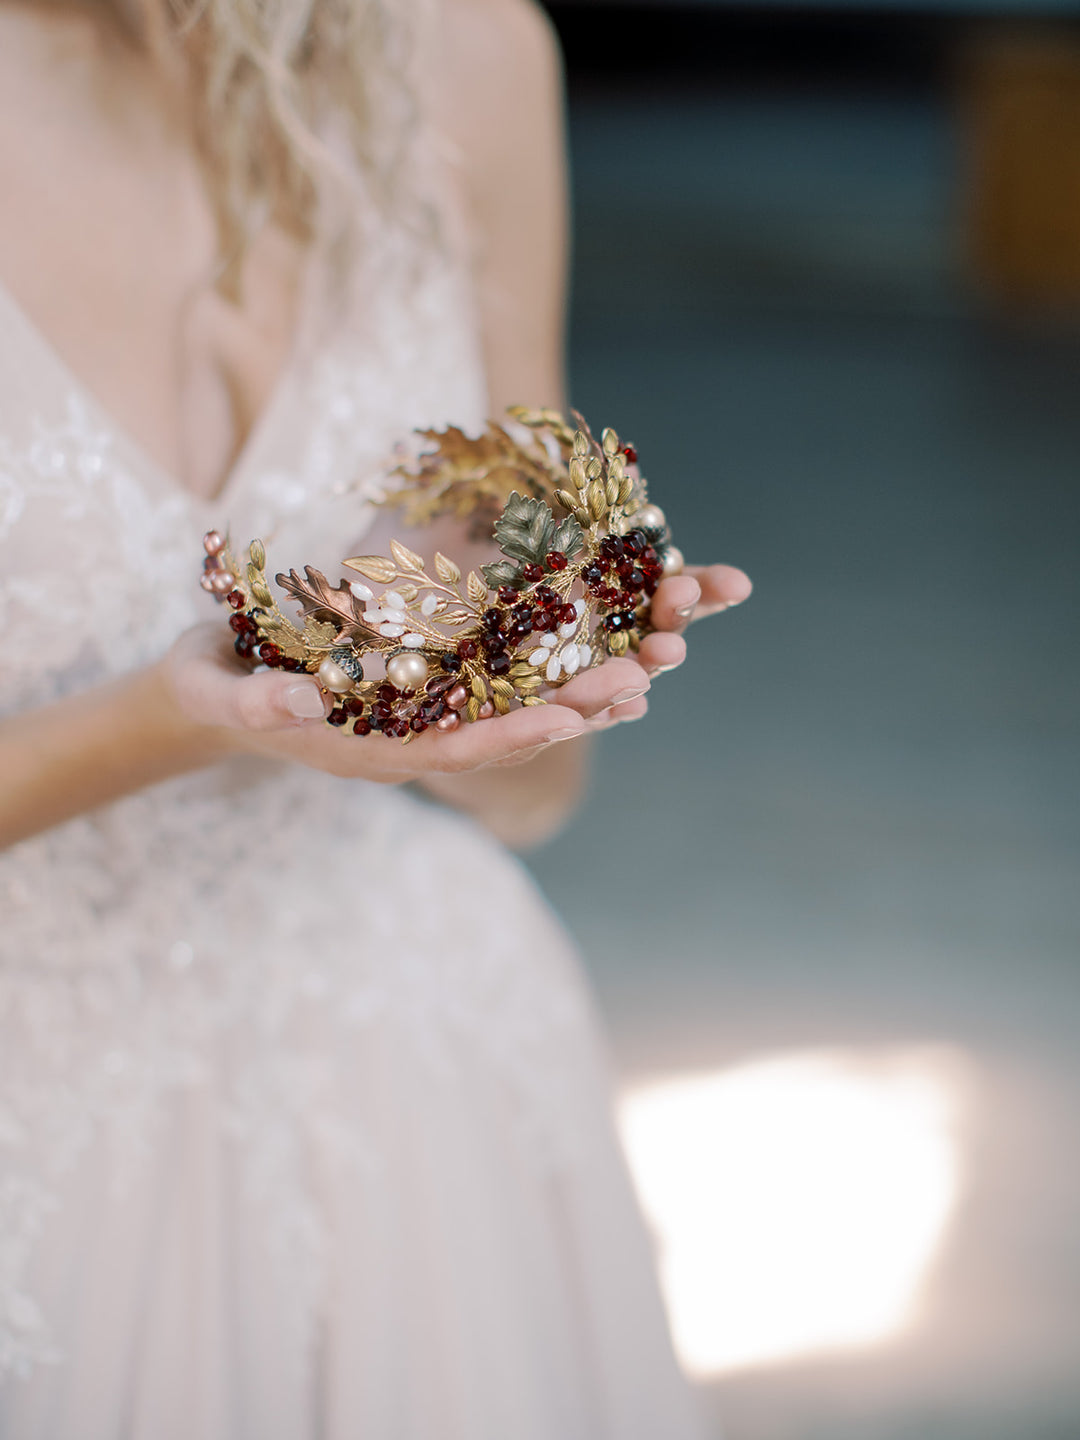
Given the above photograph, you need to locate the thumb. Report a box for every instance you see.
[169,624,332,732]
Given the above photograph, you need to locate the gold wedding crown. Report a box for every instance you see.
[200,408,683,740]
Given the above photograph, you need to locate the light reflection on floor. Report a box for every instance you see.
[618,1048,973,1378]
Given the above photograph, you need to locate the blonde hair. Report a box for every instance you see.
[126,0,418,289]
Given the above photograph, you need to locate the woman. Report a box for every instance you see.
[0,0,750,1434]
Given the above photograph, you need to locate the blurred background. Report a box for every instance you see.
[525,3,1080,1437]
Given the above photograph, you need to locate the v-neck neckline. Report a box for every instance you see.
[0,272,308,513]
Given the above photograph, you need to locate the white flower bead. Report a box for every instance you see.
[558,620,577,639]
[573,598,586,617]
[545,653,562,683]
[529,648,549,667]
[402,633,425,648]
[349,581,374,601]
[579,645,592,668]
[562,643,581,674]
[379,623,405,638]
[420,593,438,616]
[540,632,558,649]
[382,591,406,611]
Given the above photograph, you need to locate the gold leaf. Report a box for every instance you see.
[608,630,629,656]
[490,677,515,699]
[605,478,619,506]
[574,507,592,529]
[587,482,606,520]
[441,608,473,626]
[397,583,419,603]
[302,618,338,648]
[470,674,488,701]
[608,454,625,482]
[509,663,534,679]
[618,475,635,504]
[586,456,602,481]
[572,431,589,458]
[602,428,619,456]
[494,692,511,715]
[434,551,461,585]
[249,539,266,569]
[466,695,481,722]
[522,696,546,707]
[466,570,487,603]
[555,488,578,513]
[252,582,274,608]
[343,554,397,583]
[389,538,425,573]
[569,457,587,490]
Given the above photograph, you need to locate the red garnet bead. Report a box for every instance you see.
[226,589,246,609]
[534,585,558,607]
[545,550,568,571]
[534,610,557,632]
[352,716,372,736]
[326,707,348,726]
[390,717,411,738]
[228,614,249,634]
[622,444,638,464]
[282,657,304,673]
[521,561,544,583]
[511,602,533,625]
[440,652,463,672]
[410,716,429,733]
[372,701,392,723]
[458,638,479,660]
[258,642,282,666]
[234,636,255,659]
[489,653,511,675]
[624,530,647,557]
[557,602,578,626]
[377,683,399,702]
[581,561,604,587]
[481,607,502,632]
[497,585,519,604]
[344,697,366,717]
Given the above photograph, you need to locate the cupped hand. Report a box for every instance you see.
[162,624,651,781]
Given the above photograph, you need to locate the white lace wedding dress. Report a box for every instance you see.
[0,100,703,1440]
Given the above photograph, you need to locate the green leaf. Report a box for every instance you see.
[493,492,556,565]
[552,514,586,559]
[480,558,522,589]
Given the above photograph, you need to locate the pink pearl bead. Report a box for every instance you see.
[203,530,225,555]
[478,700,495,719]
[436,712,461,732]
[445,685,468,711]
[210,571,235,593]
[200,574,217,592]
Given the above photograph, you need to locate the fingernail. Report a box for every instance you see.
[675,602,697,618]
[549,726,584,741]
[612,686,648,706]
[285,682,326,719]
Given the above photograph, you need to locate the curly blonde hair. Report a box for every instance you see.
[122,0,417,288]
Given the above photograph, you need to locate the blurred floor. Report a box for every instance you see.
[527,81,1080,1440]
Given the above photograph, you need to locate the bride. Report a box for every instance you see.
[0,0,750,1434]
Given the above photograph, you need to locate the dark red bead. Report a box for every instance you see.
[599,536,624,562]
[458,638,479,659]
[509,622,532,641]
[557,603,578,626]
[377,684,399,702]
[372,701,392,722]
[624,530,647,557]
[616,559,636,580]
[489,653,511,675]
[644,577,658,596]
[511,602,533,625]
[226,589,246,609]
[497,585,519,604]
[390,718,411,738]
[410,716,429,733]
[352,717,372,736]
[521,562,544,583]
[598,585,621,606]
[627,567,645,591]
[258,642,282,666]
[326,707,348,726]
[534,585,558,607]
[534,610,557,632]
[582,562,604,587]
[282,657,304,672]
[234,636,255,659]
[229,614,249,634]
[419,699,446,722]
[441,652,462,672]
[481,607,502,632]
[642,546,659,563]
[622,444,638,463]
[545,550,568,571]
[426,674,453,694]
[344,696,366,716]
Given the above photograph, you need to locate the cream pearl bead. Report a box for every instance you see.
[660,545,685,577]
[632,503,667,535]
[386,651,429,691]
[317,658,353,694]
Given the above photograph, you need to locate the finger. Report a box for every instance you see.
[637,631,686,677]
[682,563,752,618]
[548,657,650,719]
[171,624,333,732]
[648,575,703,632]
[587,694,650,730]
[389,701,588,774]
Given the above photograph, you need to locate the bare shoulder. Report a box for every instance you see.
[434,0,564,175]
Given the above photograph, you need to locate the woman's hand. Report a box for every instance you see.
[162,623,648,782]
